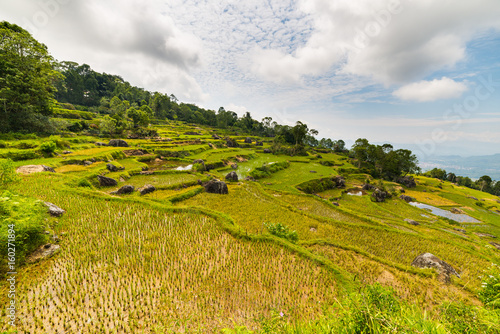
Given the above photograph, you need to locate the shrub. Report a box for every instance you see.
[40,141,57,154]
[249,161,290,179]
[264,222,298,243]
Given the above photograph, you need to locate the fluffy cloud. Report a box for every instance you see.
[392,77,468,102]
[251,0,500,86]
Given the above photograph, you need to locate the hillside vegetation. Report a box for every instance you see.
[1,20,500,333]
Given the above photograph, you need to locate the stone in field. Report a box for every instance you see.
[411,253,460,283]
[97,175,118,187]
[16,165,55,174]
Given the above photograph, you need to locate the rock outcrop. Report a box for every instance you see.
[244,137,252,143]
[404,218,419,226]
[27,244,61,264]
[108,139,129,147]
[97,175,118,187]
[43,202,66,217]
[399,195,415,203]
[225,171,238,182]
[411,253,460,283]
[225,137,239,148]
[396,176,417,188]
[263,148,271,153]
[16,165,55,174]
[371,189,388,202]
[138,185,156,196]
[112,185,135,195]
[204,180,229,194]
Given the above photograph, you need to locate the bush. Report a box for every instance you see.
[264,222,298,243]
[0,191,48,275]
[40,141,57,154]
[249,161,290,179]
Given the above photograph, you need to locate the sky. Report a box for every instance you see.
[2,0,500,158]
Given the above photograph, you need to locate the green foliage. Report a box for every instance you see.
[296,177,338,194]
[440,302,491,334]
[0,191,48,274]
[249,161,290,179]
[479,264,500,308]
[39,141,57,154]
[0,21,61,133]
[0,159,19,187]
[264,222,298,243]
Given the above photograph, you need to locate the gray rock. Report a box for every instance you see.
[454,228,466,233]
[106,163,119,172]
[138,184,156,196]
[396,176,417,188]
[27,244,61,263]
[43,202,65,217]
[333,176,346,188]
[225,137,239,148]
[112,185,135,195]
[371,189,388,202]
[263,148,271,153]
[399,195,415,203]
[245,176,256,181]
[310,170,317,173]
[255,141,263,146]
[490,242,500,250]
[404,218,419,226]
[231,163,238,169]
[83,161,93,166]
[16,165,56,174]
[97,175,118,187]
[244,137,252,143]
[331,202,340,206]
[62,151,72,154]
[468,196,479,201]
[225,171,238,182]
[212,134,221,139]
[362,183,375,191]
[193,159,206,171]
[204,180,229,194]
[108,139,129,147]
[411,253,460,283]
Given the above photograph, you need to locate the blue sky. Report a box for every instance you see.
[2,0,500,157]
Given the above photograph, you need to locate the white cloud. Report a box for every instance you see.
[251,0,500,85]
[392,77,468,102]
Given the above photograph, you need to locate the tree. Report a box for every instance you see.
[291,121,317,146]
[351,138,370,168]
[127,107,149,128]
[0,21,61,132]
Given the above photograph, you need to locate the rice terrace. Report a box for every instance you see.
[1,2,500,333]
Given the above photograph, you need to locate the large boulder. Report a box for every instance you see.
[333,176,346,188]
[43,202,65,217]
[138,184,156,196]
[212,134,221,140]
[255,141,263,146]
[106,163,121,172]
[16,165,55,174]
[244,137,252,143]
[225,171,238,182]
[399,195,415,203]
[112,185,135,195]
[396,176,417,188]
[362,183,375,191]
[371,189,388,202]
[27,244,61,264]
[97,175,118,187]
[263,148,271,153]
[204,180,229,194]
[225,137,239,148]
[404,218,419,226]
[411,253,460,283]
[108,139,129,147]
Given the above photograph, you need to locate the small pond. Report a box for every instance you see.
[347,191,363,196]
[175,164,193,171]
[409,202,480,223]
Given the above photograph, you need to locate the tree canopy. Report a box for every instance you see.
[0,21,60,133]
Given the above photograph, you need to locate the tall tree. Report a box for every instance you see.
[0,21,60,132]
